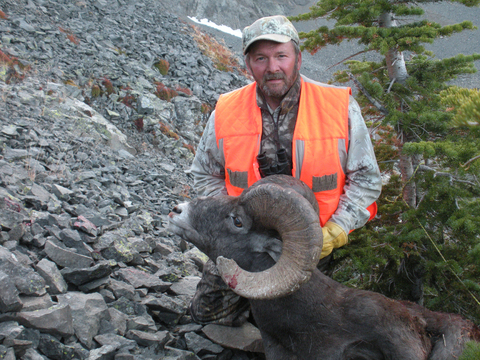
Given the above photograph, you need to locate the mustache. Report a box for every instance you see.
[264,73,286,81]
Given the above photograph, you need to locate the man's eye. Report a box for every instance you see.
[232,217,243,228]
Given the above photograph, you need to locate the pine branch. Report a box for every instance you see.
[461,154,480,169]
[326,49,372,70]
[347,72,389,115]
[418,165,478,186]
[387,77,396,93]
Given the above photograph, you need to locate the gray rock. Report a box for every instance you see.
[18,294,54,312]
[37,333,81,360]
[27,183,51,203]
[94,333,137,352]
[3,148,30,161]
[15,304,74,337]
[57,292,110,348]
[169,276,201,298]
[44,240,94,269]
[78,276,111,292]
[126,314,157,332]
[0,270,23,313]
[0,321,23,342]
[107,308,128,336]
[0,346,15,360]
[108,278,136,301]
[60,261,112,286]
[202,323,264,353]
[0,246,46,296]
[115,268,171,292]
[125,329,171,348]
[35,258,68,295]
[16,19,36,32]
[73,215,99,238]
[185,331,224,356]
[142,294,187,325]
[51,184,74,200]
[21,348,47,360]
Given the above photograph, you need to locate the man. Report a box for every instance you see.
[189,15,382,326]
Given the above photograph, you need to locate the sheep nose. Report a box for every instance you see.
[169,203,187,218]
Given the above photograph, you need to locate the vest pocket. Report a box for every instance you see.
[312,173,337,192]
[227,169,249,189]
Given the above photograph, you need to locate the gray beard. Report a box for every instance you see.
[260,63,299,101]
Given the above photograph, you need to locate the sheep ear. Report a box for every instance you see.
[217,180,322,300]
[251,237,282,262]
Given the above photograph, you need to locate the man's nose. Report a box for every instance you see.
[266,58,281,73]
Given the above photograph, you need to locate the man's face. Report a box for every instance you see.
[246,40,301,108]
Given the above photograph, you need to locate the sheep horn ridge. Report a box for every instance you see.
[216,182,323,299]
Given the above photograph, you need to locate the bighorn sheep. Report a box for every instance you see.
[168,175,480,359]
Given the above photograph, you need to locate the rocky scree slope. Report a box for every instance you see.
[0,0,261,359]
[158,0,313,29]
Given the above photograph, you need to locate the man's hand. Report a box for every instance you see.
[320,221,348,259]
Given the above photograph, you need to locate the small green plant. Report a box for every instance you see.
[201,103,212,114]
[91,84,101,97]
[154,59,170,75]
[441,86,480,127]
[458,341,480,360]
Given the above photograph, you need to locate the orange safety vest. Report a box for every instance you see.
[215,78,377,226]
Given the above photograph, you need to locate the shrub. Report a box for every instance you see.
[155,83,178,102]
[91,85,101,97]
[102,77,115,95]
[134,118,144,132]
[154,59,170,75]
[175,84,192,96]
[120,94,136,108]
[201,103,212,114]
[159,121,179,140]
[190,24,249,77]
[458,341,480,360]
[0,50,30,83]
[58,27,80,45]
[183,143,195,154]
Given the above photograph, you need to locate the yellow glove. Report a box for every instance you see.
[320,221,348,259]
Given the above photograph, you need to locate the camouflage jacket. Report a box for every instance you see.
[190,75,382,233]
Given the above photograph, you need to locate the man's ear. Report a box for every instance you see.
[244,54,253,75]
[297,50,302,70]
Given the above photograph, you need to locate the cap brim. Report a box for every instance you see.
[243,34,293,54]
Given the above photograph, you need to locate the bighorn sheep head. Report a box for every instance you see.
[168,175,323,299]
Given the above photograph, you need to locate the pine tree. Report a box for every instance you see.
[291,1,480,323]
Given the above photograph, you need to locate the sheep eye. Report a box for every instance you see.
[232,216,243,228]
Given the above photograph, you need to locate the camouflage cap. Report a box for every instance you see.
[242,15,299,55]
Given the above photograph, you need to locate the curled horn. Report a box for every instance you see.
[216,182,323,299]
